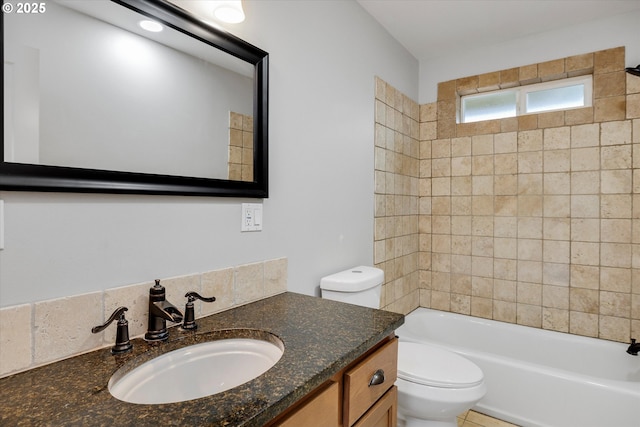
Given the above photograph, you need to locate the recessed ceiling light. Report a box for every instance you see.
[139,20,163,32]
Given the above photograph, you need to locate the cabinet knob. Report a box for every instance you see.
[369,369,385,386]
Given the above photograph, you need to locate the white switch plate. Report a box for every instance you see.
[241,203,263,232]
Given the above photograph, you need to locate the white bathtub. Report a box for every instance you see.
[396,308,640,427]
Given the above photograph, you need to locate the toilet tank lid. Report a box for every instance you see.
[320,266,384,292]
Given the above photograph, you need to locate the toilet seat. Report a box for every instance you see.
[398,341,484,388]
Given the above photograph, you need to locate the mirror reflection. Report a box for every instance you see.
[4,0,255,181]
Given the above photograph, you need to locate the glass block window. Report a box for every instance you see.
[460,75,592,123]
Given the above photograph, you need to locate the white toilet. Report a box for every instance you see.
[320,266,486,427]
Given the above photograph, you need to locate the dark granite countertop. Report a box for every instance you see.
[0,292,404,426]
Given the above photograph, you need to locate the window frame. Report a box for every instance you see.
[460,74,593,124]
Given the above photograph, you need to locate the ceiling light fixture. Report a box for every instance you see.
[139,20,163,32]
[213,1,245,24]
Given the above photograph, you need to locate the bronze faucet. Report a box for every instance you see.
[145,279,184,342]
[91,306,133,354]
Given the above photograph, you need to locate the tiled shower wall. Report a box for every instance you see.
[0,257,287,378]
[419,46,640,342]
[374,77,421,314]
[228,111,254,182]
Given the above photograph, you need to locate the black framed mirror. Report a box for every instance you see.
[1,0,268,197]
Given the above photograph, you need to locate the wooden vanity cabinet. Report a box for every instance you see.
[269,336,398,427]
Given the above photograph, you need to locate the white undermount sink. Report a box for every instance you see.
[108,337,284,404]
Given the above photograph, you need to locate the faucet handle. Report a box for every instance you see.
[92,306,133,354]
[181,292,216,331]
[185,291,217,303]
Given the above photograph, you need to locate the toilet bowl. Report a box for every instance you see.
[320,266,486,427]
[396,342,486,427]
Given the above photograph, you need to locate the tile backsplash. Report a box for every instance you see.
[0,257,287,378]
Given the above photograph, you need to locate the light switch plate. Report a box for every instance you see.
[241,203,263,232]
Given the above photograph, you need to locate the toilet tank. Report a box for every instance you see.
[320,266,384,309]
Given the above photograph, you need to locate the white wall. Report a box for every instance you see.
[0,0,419,307]
[419,9,640,103]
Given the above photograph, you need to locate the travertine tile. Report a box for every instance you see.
[472,134,494,155]
[593,46,625,74]
[601,145,632,169]
[544,149,570,173]
[494,153,517,175]
[543,307,569,332]
[162,274,201,318]
[594,71,626,98]
[543,173,570,195]
[518,195,542,217]
[494,259,517,281]
[571,219,599,242]
[517,303,541,327]
[538,111,565,128]
[0,304,32,376]
[565,107,594,125]
[600,291,631,317]
[594,96,626,122]
[471,297,493,319]
[517,217,542,239]
[518,151,543,174]
[601,120,632,145]
[628,93,640,119]
[570,288,599,313]
[600,219,631,243]
[518,129,543,152]
[517,260,542,283]
[601,169,632,194]
[601,194,632,218]
[493,300,517,323]
[543,285,569,309]
[518,173,542,195]
[34,292,103,365]
[517,282,542,305]
[104,281,151,342]
[571,242,600,266]
[201,268,234,315]
[478,71,501,92]
[570,123,599,148]
[538,58,565,80]
[494,132,517,153]
[571,171,599,194]
[570,311,598,337]
[566,53,593,75]
[543,218,570,240]
[519,64,538,83]
[570,265,600,290]
[599,315,630,342]
[452,137,472,157]
[571,195,600,218]
[571,147,599,171]
[234,262,265,305]
[264,258,286,296]
[600,243,631,268]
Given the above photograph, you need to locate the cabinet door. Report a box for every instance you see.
[344,338,398,426]
[276,381,340,427]
[353,386,397,427]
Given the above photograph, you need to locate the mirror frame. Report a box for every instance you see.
[0,0,269,198]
